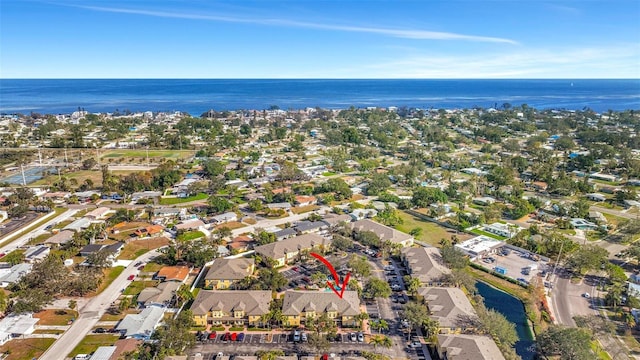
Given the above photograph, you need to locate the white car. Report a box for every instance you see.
[408,341,422,348]
[384,265,394,271]
[301,332,307,342]
[582,293,590,298]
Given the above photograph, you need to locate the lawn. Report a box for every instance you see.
[124,280,159,296]
[143,262,164,273]
[176,230,205,242]
[33,329,65,335]
[101,149,194,159]
[68,334,120,358]
[602,213,627,228]
[396,211,472,247]
[31,170,104,187]
[291,205,319,214]
[0,338,55,360]
[100,309,139,322]
[34,309,79,325]
[92,266,126,295]
[215,221,245,230]
[159,193,208,205]
[322,171,337,176]
[470,228,507,240]
[118,237,170,260]
[243,217,257,225]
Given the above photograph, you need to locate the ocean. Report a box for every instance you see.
[1,79,639,115]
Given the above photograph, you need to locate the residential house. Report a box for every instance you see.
[44,230,74,245]
[137,282,180,308]
[570,218,599,231]
[281,290,361,327]
[85,206,112,220]
[294,195,317,207]
[153,207,185,218]
[155,266,191,283]
[402,247,451,286]
[437,334,505,360]
[0,314,39,345]
[190,290,271,327]
[588,211,608,224]
[472,196,496,206]
[134,224,164,238]
[210,212,238,224]
[274,228,297,241]
[174,219,205,231]
[418,287,477,334]
[89,346,117,360]
[63,218,92,232]
[204,258,255,289]
[294,220,328,234]
[228,235,254,252]
[322,214,352,228]
[585,193,606,202]
[254,234,332,267]
[482,223,522,239]
[116,306,165,340]
[349,209,377,221]
[24,245,50,263]
[131,191,162,202]
[0,263,32,287]
[79,244,104,257]
[266,202,292,211]
[350,219,414,248]
[531,181,548,192]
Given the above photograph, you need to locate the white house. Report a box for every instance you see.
[482,223,522,239]
[0,313,39,345]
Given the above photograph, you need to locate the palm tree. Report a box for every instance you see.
[406,278,422,297]
[422,318,440,341]
[370,319,389,334]
[605,284,623,309]
[355,312,369,330]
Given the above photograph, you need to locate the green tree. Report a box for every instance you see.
[151,309,195,357]
[566,245,608,275]
[404,277,422,296]
[537,326,593,360]
[367,173,392,196]
[411,187,448,207]
[363,278,392,299]
[441,245,468,270]
[348,255,372,278]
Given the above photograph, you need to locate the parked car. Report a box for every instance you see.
[357,332,364,342]
[237,333,245,342]
[293,330,301,342]
[582,293,591,298]
[134,261,143,267]
[208,331,216,340]
[94,328,106,333]
[231,333,237,341]
[408,341,422,348]
[127,274,135,281]
[301,332,308,342]
[350,332,357,342]
[384,265,394,271]
[223,332,231,341]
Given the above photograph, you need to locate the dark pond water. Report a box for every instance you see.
[476,281,536,360]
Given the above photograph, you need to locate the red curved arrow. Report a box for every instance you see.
[310,252,350,299]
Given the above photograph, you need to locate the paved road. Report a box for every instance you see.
[550,269,597,327]
[0,208,80,254]
[591,206,639,220]
[229,206,331,237]
[40,249,160,360]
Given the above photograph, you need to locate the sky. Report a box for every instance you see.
[1,0,639,78]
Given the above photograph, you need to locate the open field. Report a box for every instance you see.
[0,338,55,360]
[91,266,125,296]
[118,237,170,260]
[215,221,246,230]
[101,149,195,159]
[396,211,473,247]
[34,309,79,326]
[159,193,208,205]
[68,334,120,358]
[291,205,319,214]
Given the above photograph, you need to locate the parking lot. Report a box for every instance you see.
[279,254,350,289]
[0,212,39,237]
[197,331,374,345]
[472,247,550,285]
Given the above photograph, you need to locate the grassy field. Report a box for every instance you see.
[101,149,194,159]
[34,309,79,325]
[159,193,208,205]
[176,230,205,242]
[143,262,164,273]
[92,266,125,295]
[124,280,159,296]
[118,237,170,260]
[32,169,104,187]
[0,338,55,360]
[0,207,66,248]
[68,334,120,358]
[396,211,472,247]
[470,228,507,240]
[291,205,319,214]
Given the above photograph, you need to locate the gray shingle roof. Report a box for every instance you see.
[349,219,413,245]
[190,290,271,317]
[402,247,451,284]
[281,290,360,317]
[437,334,505,360]
[418,287,476,328]
[253,234,331,260]
[205,258,254,281]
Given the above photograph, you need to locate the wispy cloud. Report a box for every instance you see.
[73,4,518,44]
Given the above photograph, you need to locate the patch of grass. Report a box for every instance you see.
[470,228,507,240]
[143,262,164,273]
[210,326,225,331]
[215,221,245,231]
[101,149,194,159]
[99,309,138,322]
[34,309,79,326]
[27,233,52,246]
[243,217,257,225]
[0,207,66,248]
[557,228,577,236]
[118,237,170,260]
[123,280,159,296]
[396,211,472,247]
[291,205,319,214]
[33,329,65,335]
[591,340,613,360]
[159,193,208,205]
[0,338,55,360]
[176,230,205,242]
[322,171,336,176]
[229,326,244,331]
[93,266,125,295]
[31,170,103,187]
[68,334,120,358]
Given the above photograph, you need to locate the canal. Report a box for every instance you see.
[476,281,536,360]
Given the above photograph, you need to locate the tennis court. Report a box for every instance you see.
[1,166,54,185]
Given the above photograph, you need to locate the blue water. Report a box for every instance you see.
[476,281,535,360]
[0,79,638,114]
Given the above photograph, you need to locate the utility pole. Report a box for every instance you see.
[64,148,68,167]
[38,148,42,165]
